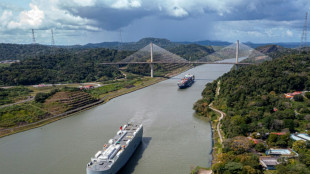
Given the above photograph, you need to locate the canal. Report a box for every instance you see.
[0,59,237,174]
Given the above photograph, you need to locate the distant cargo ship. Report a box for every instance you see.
[86,123,143,174]
[177,74,195,89]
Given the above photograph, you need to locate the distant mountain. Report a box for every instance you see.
[177,40,232,46]
[243,42,307,48]
[80,37,179,50]
[168,44,214,61]
[253,44,298,59]
[80,38,232,50]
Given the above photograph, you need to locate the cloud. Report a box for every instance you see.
[286,29,293,37]
[8,3,44,29]
[110,0,142,9]
[3,0,310,32]
[0,0,309,44]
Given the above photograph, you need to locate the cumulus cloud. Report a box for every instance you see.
[8,3,44,29]
[110,0,142,9]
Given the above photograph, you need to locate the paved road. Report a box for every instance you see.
[0,96,34,109]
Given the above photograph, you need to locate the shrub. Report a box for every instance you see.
[294,94,304,102]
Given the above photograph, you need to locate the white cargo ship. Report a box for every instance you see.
[86,123,143,174]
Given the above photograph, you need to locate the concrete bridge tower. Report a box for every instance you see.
[235,40,239,70]
[150,42,154,78]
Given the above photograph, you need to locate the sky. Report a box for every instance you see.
[0,0,310,45]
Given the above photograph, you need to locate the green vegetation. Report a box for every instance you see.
[0,86,32,105]
[266,133,290,147]
[0,103,48,127]
[0,48,128,86]
[0,87,97,128]
[0,63,10,68]
[35,89,59,103]
[194,50,310,173]
[212,152,262,174]
[86,78,148,98]
[0,43,54,60]
[168,44,214,61]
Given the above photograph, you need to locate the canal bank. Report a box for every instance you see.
[0,65,192,138]
[0,60,236,174]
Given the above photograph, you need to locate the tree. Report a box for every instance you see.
[255,143,266,152]
[299,151,310,167]
[223,136,253,154]
[292,140,307,153]
[34,93,48,103]
[276,162,310,174]
[224,162,243,174]
[294,94,304,102]
[267,134,278,146]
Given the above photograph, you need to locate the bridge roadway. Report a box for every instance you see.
[100,62,252,65]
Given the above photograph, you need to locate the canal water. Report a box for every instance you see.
[0,59,237,174]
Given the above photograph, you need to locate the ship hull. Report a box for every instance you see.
[86,127,143,174]
[178,80,194,89]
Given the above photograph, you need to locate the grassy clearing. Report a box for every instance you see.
[0,86,32,105]
[0,63,10,68]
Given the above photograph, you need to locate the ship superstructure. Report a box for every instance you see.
[86,123,143,174]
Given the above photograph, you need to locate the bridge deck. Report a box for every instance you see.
[100,62,252,65]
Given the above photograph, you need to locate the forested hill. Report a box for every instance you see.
[0,48,130,85]
[194,51,310,173]
[255,44,296,59]
[196,52,310,136]
[0,44,54,60]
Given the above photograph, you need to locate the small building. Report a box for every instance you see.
[80,85,94,90]
[266,148,298,157]
[291,133,310,141]
[33,84,53,88]
[247,137,259,144]
[260,157,280,170]
[270,132,287,136]
[284,91,302,99]
[291,134,306,141]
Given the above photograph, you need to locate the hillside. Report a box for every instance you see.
[0,48,129,86]
[255,44,296,58]
[0,89,97,128]
[168,44,214,61]
[194,51,310,173]
[44,91,98,115]
[81,38,231,50]
[0,43,56,60]
[196,52,310,136]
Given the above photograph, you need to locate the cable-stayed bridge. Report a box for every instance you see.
[101,40,271,77]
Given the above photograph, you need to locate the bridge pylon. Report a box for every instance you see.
[150,42,154,78]
[235,40,239,70]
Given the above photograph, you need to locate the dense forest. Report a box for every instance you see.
[0,48,129,85]
[0,43,62,60]
[194,49,310,173]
